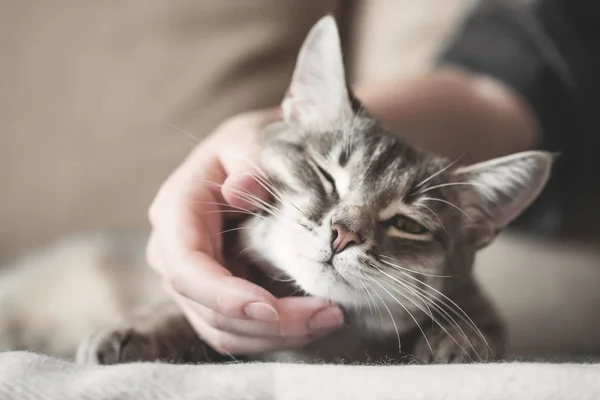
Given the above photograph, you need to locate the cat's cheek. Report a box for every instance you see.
[242,215,315,273]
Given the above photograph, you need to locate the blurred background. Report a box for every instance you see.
[1,0,599,360]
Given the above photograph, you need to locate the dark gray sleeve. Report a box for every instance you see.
[437,0,600,235]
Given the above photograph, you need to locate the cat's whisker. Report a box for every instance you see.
[217,187,282,220]
[364,279,402,353]
[236,157,313,222]
[216,226,249,236]
[199,210,269,221]
[395,275,484,360]
[419,181,485,194]
[246,172,286,204]
[420,197,473,221]
[269,274,296,283]
[236,244,253,258]
[414,203,447,232]
[197,179,280,212]
[372,264,480,360]
[376,272,434,321]
[378,256,451,278]
[200,180,282,216]
[192,200,255,212]
[394,268,491,356]
[236,154,270,180]
[162,120,201,145]
[206,155,300,221]
[252,174,313,222]
[387,280,477,361]
[374,276,466,359]
[364,280,385,324]
[358,279,376,315]
[287,285,304,297]
[414,152,465,189]
[365,272,432,353]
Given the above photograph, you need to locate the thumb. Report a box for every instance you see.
[222,173,271,211]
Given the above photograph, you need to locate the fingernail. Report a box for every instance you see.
[244,302,279,322]
[308,307,343,330]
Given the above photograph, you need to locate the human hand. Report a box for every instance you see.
[147,109,343,355]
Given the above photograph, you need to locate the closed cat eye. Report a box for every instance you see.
[386,215,429,235]
[313,163,337,195]
[316,165,334,185]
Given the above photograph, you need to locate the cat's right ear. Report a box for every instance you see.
[282,16,353,128]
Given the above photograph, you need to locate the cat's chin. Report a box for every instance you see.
[287,262,367,307]
[241,216,368,307]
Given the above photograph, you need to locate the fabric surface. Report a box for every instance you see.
[1,351,599,400]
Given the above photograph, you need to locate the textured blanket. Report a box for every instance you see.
[1,352,599,400]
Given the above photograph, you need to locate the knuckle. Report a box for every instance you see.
[145,232,162,268]
[286,335,313,349]
[215,112,261,137]
[203,311,224,331]
[164,268,182,293]
[144,241,158,270]
[215,287,234,317]
[275,323,287,338]
[221,113,249,130]
[148,180,178,227]
[210,335,233,355]
[147,198,162,227]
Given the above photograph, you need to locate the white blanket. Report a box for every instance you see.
[0,352,599,399]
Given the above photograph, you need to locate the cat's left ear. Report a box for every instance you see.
[281,15,353,128]
[452,151,554,249]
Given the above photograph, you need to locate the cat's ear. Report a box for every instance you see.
[452,151,554,249]
[282,15,353,127]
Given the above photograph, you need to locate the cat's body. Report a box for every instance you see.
[0,228,500,365]
[0,16,552,366]
[0,232,166,358]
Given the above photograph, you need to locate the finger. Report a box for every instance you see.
[153,191,225,268]
[187,296,343,338]
[276,296,344,335]
[180,301,317,355]
[167,251,281,322]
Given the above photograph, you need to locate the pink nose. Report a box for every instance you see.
[331,223,362,254]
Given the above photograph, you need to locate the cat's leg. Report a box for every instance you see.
[412,284,505,364]
[76,302,232,365]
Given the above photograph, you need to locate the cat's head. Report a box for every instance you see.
[243,16,552,312]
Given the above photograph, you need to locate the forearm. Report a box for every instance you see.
[357,67,540,165]
[2,352,599,400]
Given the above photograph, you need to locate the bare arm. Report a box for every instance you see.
[357,67,540,165]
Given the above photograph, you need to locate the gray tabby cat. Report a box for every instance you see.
[76,16,552,365]
[4,16,553,365]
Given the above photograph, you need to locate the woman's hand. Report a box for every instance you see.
[146,109,343,355]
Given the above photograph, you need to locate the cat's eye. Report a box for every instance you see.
[386,215,429,235]
[313,163,337,195]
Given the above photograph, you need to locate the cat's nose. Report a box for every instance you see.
[331,223,362,254]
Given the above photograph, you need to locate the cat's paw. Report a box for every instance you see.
[412,326,493,364]
[76,325,156,365]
